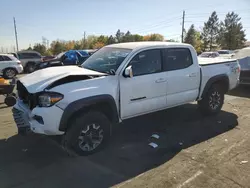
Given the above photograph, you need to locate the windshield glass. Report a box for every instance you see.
[81,47,132,74]
[218,50,230,54]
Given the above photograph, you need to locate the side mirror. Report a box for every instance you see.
[124,65,133,78]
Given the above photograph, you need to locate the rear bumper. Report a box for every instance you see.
[15,65,24,73]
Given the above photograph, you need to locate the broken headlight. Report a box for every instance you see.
[38,92,64,107]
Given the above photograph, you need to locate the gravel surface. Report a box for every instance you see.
[0,86,249,188]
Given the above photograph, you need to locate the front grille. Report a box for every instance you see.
[16,81,37,110]
[12,108,30,128]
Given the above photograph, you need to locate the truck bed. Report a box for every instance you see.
[198,57,236,66]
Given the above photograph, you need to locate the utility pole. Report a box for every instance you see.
[83,31,86,48]
[13,17,19,52]
[181,10,185,43]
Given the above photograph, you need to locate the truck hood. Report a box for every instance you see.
[19,66,106,93]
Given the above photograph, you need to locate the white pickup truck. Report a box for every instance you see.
[12,42,240,155]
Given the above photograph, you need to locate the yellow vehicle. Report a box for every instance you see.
[0,78,17,106]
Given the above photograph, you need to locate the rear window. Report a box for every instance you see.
[3,56,12,61]
[18,52,41,59]
[0,55,13,61]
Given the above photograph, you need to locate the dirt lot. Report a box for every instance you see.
[0,86,249,188]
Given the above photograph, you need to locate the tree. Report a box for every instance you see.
[33,44,46,55]
[93,42,105,49]
[74,41,83,50]
[50,41,66,55]
[194,31,203,54]
[115,29,124,43]
[86,35,98,49]
[97,35,108,44]
[143,34,164,41]
[107,35,116,44]
[184,24,196,46]
[133,34,144,42]
[217,12,246,50]
[202,11,220,51]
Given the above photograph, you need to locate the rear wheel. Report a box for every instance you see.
[63,111,111,156]
[25,63,36,73]
[3,68,17,79]
[198,84,224,115]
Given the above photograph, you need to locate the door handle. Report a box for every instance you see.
[188,73,197,77]
[155,78,167,83]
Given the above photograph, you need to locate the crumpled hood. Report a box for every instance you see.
[19,66,106,93]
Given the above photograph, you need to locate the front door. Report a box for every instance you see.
[163,48,200,107]
[120,49,167,119]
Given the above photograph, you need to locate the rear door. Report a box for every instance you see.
[120,49,167,119]
[163,48,200,107]
[0,55,12,71]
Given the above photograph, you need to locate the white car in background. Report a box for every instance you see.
[217,50,235,59]
[199,52,220,58]
[0,54,23,79]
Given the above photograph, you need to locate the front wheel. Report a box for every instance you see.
[3,68,17,79]
[63,111,111,156]
[198,84,224,115]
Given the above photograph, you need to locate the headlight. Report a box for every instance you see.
[38,92,63,107]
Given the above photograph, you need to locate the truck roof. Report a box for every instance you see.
[107,41,192,50]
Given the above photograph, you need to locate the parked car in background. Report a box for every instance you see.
[217,50,235,59]
[10,51,42,73]
[199,52,220,58]
[42,55,55,62]
[0,54,23,79]
[36,50,93,70]
[233,47,250,85]
[13,42,240,155]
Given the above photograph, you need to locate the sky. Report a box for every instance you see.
[0,0,250,51]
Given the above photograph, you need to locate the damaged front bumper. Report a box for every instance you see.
[12,100,65,136]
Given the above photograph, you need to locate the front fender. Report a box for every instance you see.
[58,94,119,131]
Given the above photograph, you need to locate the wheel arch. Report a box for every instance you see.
[201,74,229,98]
[59,94,119,132]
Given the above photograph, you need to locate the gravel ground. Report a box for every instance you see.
[0,86,249,188]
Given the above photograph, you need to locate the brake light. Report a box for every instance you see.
[236,66,240,73]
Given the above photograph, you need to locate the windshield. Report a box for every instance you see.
[81,47,132,74]
[218,50,230,54]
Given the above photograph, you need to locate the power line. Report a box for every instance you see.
[133,23,177,34]
[132,16,181,33]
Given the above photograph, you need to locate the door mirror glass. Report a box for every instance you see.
[124,65,133,78]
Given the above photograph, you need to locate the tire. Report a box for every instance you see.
[63,111,111,156]
[3,68,17,79]
[25,63,36,73]
[198,84,224,115]
[4,95,17,107]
